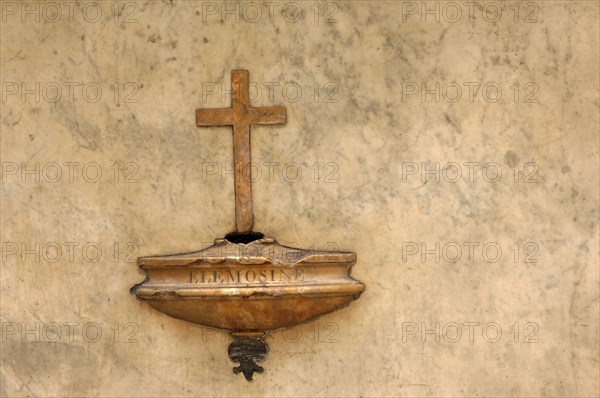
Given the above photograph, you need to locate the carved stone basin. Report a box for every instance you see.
[133,237,365,331]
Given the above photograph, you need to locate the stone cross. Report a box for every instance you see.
[196,70,286,233]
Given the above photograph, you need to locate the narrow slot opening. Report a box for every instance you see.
[224,232,265,244]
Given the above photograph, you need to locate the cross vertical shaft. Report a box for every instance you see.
[196,70,287,234]
[231,71,252,233]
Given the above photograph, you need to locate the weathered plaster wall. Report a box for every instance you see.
[1,1,598,396]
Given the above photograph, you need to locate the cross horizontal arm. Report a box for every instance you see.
[197,108,233,127]
[249,107,287,125]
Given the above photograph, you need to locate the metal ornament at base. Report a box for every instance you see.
[228,333,268,381]
[132,70,365,381]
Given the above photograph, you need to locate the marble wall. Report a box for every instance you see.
[1,1,598,396]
